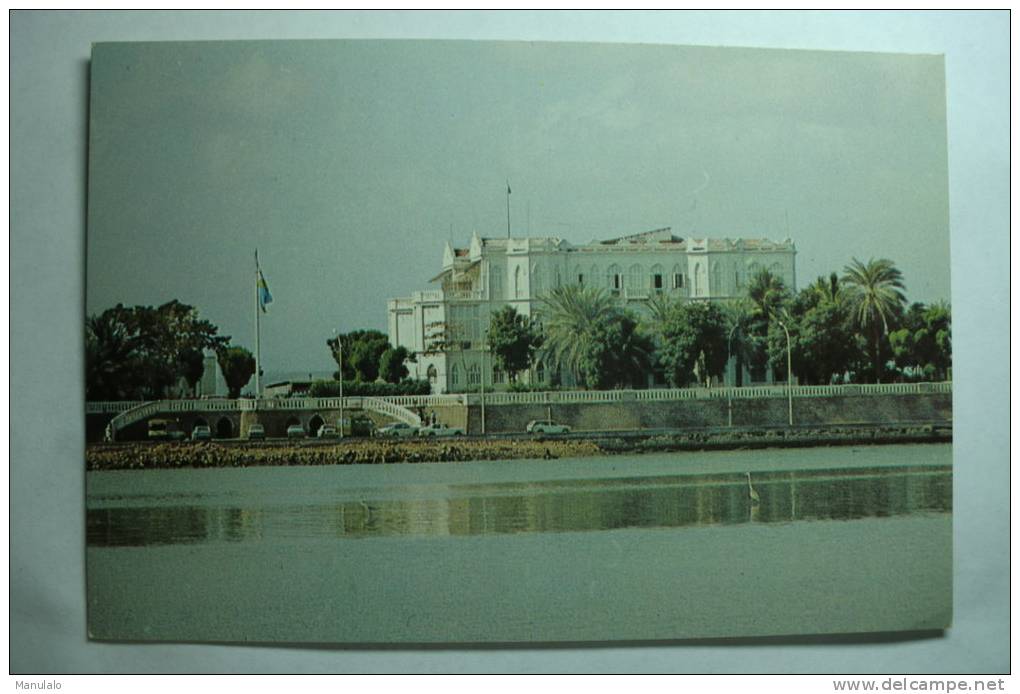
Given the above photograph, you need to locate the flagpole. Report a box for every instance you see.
[506,181,511,239]
[255,249,261,399]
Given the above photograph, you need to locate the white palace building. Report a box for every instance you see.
[387,228,796,393]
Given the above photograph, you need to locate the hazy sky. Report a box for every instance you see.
[87,39,949,375]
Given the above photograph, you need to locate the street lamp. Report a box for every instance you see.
[776,316,793,426]
[727,323,740,427]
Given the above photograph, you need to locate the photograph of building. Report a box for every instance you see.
[390,228,796,391]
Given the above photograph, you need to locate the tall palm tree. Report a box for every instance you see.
[720,298,755,387]
[841,257,907,383]
[746,268,789,321]
[537,285,617,387]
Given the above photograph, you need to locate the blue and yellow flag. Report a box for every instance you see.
[257,253,273,312]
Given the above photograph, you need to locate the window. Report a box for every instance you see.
[535,361,545,383]
[673,273,684,289]
[491,265,503,298]
[493,367,505,384]
[426,364,437,385]
[468,364,480,386]
[627,264,646,292]
[578,273,584,285]
[653,274,663,290]
[514,266,523,299]
[607,264,622,293]
[450,364,460,386]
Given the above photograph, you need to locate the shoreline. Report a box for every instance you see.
[85,424,951,471]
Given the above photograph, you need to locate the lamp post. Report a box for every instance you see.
[727,323,740,427]
[776,317,793,426]
[480,345,486,436]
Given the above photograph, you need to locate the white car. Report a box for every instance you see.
[526,420,571,434]
[417,422,465,437]
[190,424,212,441]
[317,425,339,439]
[246,423,266,440]
[376,422,419,438]
[286,424,306,439]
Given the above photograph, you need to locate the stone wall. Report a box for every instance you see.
[469,393,952,434]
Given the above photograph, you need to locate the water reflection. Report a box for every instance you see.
[87,465,951,547]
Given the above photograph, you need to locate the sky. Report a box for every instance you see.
[86,39,950,376]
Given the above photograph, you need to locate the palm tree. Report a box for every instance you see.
[746,268,789,320]
[720,298,755,387]
[841,257,907,383]
[537,285,617,387]
[85,311,140,400]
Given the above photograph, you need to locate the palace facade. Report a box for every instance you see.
[387,228,796,393]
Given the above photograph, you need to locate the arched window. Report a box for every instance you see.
[650,264,664,292]
[607,264,622,293]
[535,361,545,384]
[514,266,523,299]
[490,265,503,299]
[748,261,763,283]
[532,264,542,296]
[694,262,703,296]
[426,364,437,385]
[451,363,460,386]
[671,264,684,291]
[468,363,480,386]
[627,264,646,292]
[575,265,584,285]
[711,262,723,295]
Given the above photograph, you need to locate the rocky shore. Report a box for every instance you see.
[85,424,950,471]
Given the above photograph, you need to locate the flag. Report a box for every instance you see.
[257,258,273,312]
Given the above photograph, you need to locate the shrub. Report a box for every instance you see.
[307,379,431,397]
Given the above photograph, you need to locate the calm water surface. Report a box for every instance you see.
[86,444,951,643]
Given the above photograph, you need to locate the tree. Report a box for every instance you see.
[85,308,143,400]
[889,301,951,381]
[378,346,411,384]
[537,285,618,386]
[744,269,790,379]
[486,305,542,383]
[657,301,729,387]
[327,330,391,382]
[841,258,907,383]
[719,298,755,387]
[85,301,228,400]
[574,311,654,389]
[217,346,256,398]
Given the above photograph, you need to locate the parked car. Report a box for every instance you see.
[526,420,571,434]
[376,422,419,438]
[317,425,339,439]
[246,423,265,440]
[417,422,465,437]
[286,424,306,439]
[148,418,185,441]
[191,424,212,441]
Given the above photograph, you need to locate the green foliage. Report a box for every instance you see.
[216,346,256,398]
[307,379,431,397]
[486,305,543,382]
[889,301,951,381]
[744,269,791,376]
[85,301,228,400]
[576,311,655,389]
[657,301,729,387]
[378,346,410,384]
[327,329,400,383]
[841,258,907,383]
[537,285,617,386]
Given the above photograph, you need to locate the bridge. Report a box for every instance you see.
[86,382,951,442]
[98,396,451,441]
